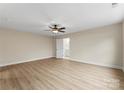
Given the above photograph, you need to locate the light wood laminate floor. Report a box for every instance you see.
[0,58,124,90]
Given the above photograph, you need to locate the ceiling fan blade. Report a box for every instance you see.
[58,27,66,30]
[49,26,53,29]
[59,31,65,33]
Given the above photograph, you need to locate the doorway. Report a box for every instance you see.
[63,38,70,59]
[56,38,70,59]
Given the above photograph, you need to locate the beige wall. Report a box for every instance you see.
[0,28,55,66]
[0,23,122,69]
[57,23,123,69]
[123,22,124,71]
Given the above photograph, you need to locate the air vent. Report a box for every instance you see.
[112,3,118,8]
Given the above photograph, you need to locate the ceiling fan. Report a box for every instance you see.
[45,24,66,33]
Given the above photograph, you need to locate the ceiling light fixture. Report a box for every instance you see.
[44,24,66,33]
[52,30,58,33]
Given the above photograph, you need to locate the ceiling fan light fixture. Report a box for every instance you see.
[45,24,66,33]
[52,30,58,33]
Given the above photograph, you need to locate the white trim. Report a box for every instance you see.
[1,57,123,71]
[63,57,70,60]
[69,58,122,70]
[0,56,54,67]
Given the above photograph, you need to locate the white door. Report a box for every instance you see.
[63,38,70,59]
[56,39,64,58]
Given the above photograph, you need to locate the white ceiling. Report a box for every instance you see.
[0,3,124,36]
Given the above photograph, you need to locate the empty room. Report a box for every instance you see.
[0,3,124,90]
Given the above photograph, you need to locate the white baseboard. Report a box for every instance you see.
[0,56,54,67]
[69,58,122,70]
[0,57,123,71]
